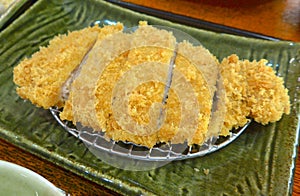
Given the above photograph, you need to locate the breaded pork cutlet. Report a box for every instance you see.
[13,22,291,148]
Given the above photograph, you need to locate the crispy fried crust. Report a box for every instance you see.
[219,55,250,135]
[13,25,103,108]
[219,54,290,135]
[59,24,124,121]
[91,25,215,147]
[93,25,179,147]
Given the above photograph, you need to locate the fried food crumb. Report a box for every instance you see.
[203,168,210,175]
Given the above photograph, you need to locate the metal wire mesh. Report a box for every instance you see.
[50,107,250,162]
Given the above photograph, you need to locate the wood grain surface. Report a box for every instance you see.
[1,0,299,195]
[124,0,300,42]
[0,138,118,196]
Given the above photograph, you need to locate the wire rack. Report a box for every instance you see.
[50,107,250,162]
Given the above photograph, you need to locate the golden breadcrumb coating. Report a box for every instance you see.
[68,26,132,131]
[59,24,124,121]
[219,54,290,135]
[219,55,250,135]
[243,57,290,124]
[176,41,222,142]
[172,45,213,145]
[59,91,74,121]
[92,25,216,147]
[13,25,102,108]
[93,25,178,147]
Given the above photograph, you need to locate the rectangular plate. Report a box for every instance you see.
[0,0,299,195]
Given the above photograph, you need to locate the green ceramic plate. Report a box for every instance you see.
[0,0,299,195]
[0,0,36,31]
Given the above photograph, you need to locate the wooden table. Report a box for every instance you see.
[1,0,299,195]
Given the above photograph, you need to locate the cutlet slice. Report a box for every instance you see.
[219,54,290,135]
[174,41,224,144]
[219,55,250,136]
[13,25,102,108]
[59,23,124,122]
[69,27,132,131]
[243,56,290,124]
[91,24,178,147]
